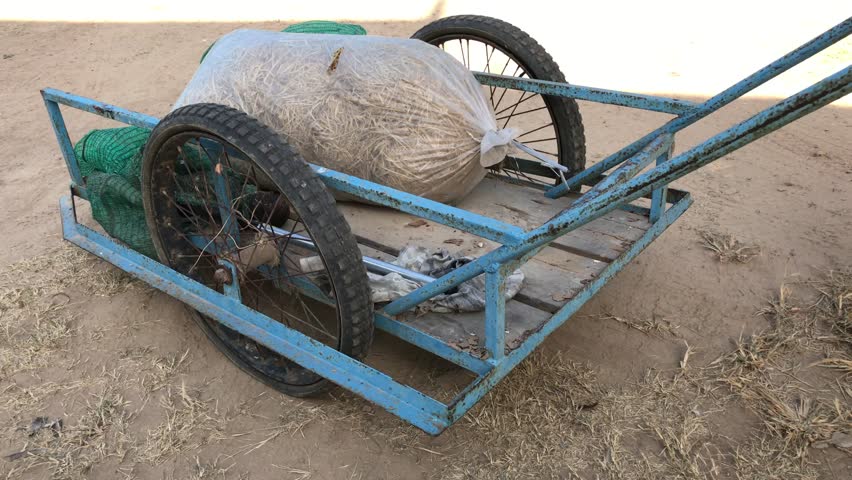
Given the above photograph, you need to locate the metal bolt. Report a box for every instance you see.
[214,267,233,285]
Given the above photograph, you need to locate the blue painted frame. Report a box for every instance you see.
[41,16,850,434]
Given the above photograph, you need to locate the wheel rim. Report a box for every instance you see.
[147,131,340,386]
[430,35,564,186]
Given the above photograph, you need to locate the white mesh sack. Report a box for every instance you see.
[173,29,517,204]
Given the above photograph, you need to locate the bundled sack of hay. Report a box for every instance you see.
[173,29,517,204]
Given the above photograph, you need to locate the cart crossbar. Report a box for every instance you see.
[474,72,700,115]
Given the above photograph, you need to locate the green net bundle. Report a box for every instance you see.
[73,126,156,257]
[200,20,366,63]
[281,20,366,35]
[74,21,365,257]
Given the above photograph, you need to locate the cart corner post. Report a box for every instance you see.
[484,262,507,363]
[650,137,675,223]
[42,89,85,194]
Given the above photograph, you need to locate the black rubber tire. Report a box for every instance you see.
[141,103,373,397]
[412,15,586,177]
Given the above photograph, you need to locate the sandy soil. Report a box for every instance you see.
[0,16,850,480]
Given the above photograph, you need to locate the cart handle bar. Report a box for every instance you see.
[540,16,852,198]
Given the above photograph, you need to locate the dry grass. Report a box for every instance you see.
[0,381,88,417]
[409,270,852,479]
[184,456,239,480]
[651,412,719,479]
[732,435,819,480]
[273,464,312,480]
[0,303,75,376]
[141,350,190,393]
[0,246,135,305]
[814,356,852,376]
[740,386,848,458]
[600,313,681,337]
[2,245,850,479]
[433,353,718,479]
[700,231,761,264]
[716,285,815,380]
[810,268,852,344]
[141,383,222,464]
[4,385,133,479]
[0,246,142,377]
[702,275,852,476]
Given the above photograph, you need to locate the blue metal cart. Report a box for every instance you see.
[42,16,850,434]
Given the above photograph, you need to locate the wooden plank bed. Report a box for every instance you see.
[339,175,652,357]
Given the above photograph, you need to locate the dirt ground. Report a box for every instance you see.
[0,16,850,480]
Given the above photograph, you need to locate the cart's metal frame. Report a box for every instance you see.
[42,18,850,434]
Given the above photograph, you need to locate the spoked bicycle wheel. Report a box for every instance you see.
[141,103,373,397]
[412,15,586,187]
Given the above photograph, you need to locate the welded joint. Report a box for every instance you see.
[216,259,242,301]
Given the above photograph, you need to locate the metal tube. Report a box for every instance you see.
[42,88,159,129]
[313,167,526,246]
[546,17,852,198]
[474,73,700,115]
[363,256,436,285]
[42,97,85,188]
[263,225,436,285]
[572,133,673,208]
[484,267,506,362]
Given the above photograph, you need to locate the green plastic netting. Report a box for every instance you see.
[199,20,366,63]
[75,21,365,257]
[73,126,156,257]
[281,20,366,35]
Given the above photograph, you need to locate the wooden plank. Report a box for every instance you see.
[396,300,553,358]
[337,177,652,352]
[356,234,558,354]
[340,198,608,315]
[357,236,604,315]
[455,176,650,260]
[338,174,660,350]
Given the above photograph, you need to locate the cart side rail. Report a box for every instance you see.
[41,88,526,246]
[474,73,700,115]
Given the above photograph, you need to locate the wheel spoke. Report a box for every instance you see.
[516,122,554,139]
[494,92,539,116]
[518,137,557,145]
[485,45,496,100]
[239,274,337,341]
[495,104,548,122]
[492,64,523,112]
[532,148,558,157]
[155,133,341,349]
[502,91,532,129]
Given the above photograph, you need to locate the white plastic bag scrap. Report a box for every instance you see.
[173,29,517,204]
[368,245,524,313]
